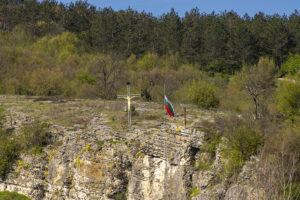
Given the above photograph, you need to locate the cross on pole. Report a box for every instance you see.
[115,82,143,130]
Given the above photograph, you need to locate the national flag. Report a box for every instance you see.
[164,95,175,117]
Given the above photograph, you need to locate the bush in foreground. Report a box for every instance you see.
[0,121,51,180]
[0,191,31,200]
[222,126,263,179]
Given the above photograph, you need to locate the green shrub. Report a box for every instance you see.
[222,149,244,179]
[200,131,221,154]
[194,131,221,170]
[194,157,212,171]
[227,126,263,161]
[130,104,138,116]
[0,83,3,94]
[126,104,138,116]
[33,32,80,60]
[0,191,31,200]
[76,72,96,85]
[220,73,252,113]
[222,126,263,178]
[281,54,300,76]
[285,183,300,200]
[0,131,21,180]
[28,68,65,96]
[0,121,51,180]
[0,106,5,127]
[3,77,28,95]
[21,121,51,150]
[113,193,126,200]
[71,81,99,98]
[276,80,300,121]
[137,53,160,71]
[188,80,219,109]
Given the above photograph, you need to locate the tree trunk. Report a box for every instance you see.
[253,97,258,120]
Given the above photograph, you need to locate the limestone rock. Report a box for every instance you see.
[0,102,265,200]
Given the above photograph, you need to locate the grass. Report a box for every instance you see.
[95,140,105,147]
[105,114,128,131]
[0,191,31,200]
[10,98,104,127]
[143,131,154,136]
[145,114,160,120]
[0,95,229,132]
[105,139,124,144]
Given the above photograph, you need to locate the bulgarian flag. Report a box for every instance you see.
[164,95,175,118]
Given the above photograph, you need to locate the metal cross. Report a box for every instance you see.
[115,82,143,130]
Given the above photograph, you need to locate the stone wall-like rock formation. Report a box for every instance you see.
[0,107,264,200]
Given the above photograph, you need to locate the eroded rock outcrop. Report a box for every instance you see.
[0,104,264,200]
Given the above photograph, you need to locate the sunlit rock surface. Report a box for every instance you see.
[0,96,264,200]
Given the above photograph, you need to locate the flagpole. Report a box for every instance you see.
[184,107,186,129]
[163,83,166,127]
[163,82,167,198]
[127,82,130,129]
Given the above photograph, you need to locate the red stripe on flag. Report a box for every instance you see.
[165,104,174,117]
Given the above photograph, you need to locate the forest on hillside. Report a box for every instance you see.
[0,0,299,116]
[0,0,299,101]
[0,0,299,121]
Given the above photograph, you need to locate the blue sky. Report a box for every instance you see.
[58,0,299,17]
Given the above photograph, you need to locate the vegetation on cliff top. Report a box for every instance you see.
[0,107,51,180]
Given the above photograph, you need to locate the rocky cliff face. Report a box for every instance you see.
[0,97,263,200]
